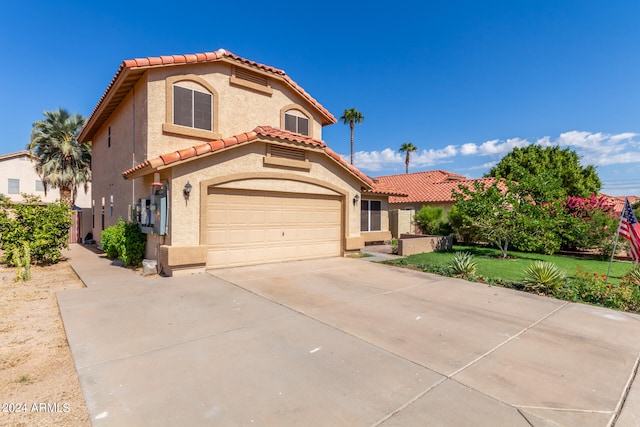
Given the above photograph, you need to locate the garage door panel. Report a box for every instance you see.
[207,189,342,268]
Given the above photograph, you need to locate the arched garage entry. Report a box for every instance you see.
[201,174,346,269]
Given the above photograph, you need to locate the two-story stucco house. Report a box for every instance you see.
[79,49,403,275]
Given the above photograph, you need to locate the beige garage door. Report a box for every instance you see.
[206,189,342,268]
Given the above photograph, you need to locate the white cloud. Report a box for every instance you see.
[351,131,640,173]
[351,148,401,172]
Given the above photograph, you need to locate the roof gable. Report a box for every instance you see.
[79,49,337,143]
[122,126,373,189]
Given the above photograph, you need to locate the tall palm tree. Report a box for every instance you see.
[399,142,418,174]
[29,108,91,207]
[340,108,364,164]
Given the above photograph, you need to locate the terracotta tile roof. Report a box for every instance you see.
[79,48,336,143]
[121,126,374,189]
[375,171,501,203]
[364,181,408,197]
[600,194,640,215]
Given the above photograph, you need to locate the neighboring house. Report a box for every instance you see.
[0,150,92,207]
[602,195,639,215]
[79,48,402,275]
[375,170,501,236]
[0,150,92,242]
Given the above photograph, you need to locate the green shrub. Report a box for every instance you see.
[0,195,72,265]
[521,261,566,294]
[414,205,449,235]
[622,265,640,287]
[448,251,477,279]
[101,219,124,259]
[101,218,146,266]
[419,263,451,277]
[556,271,640,312]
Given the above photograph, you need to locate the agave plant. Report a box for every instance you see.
[448,252,477,279]
[522,261,565,294]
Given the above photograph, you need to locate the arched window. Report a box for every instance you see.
[164,75,220,140]
[283,108,310,136]
[173,84,212,131]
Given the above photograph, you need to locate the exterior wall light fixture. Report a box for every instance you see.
[183,181,192,199]
[353,194,360,206]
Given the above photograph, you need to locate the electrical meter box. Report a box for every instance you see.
[152,188,168,236]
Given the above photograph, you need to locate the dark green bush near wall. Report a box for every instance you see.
[0,195,72,265]
[101,218,146,266]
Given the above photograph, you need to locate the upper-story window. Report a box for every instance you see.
[163,75,220,140]
[284,110,310,136]
[173,85,213,131]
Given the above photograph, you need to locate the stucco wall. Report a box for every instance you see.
[91,78,148,243]
[389,208,415,238]
[360,194,392,243]
[158,141,363,250]
[145,62,324,160]
[0,154,92,207]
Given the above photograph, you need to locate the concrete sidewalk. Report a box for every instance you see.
[58,244,640,426]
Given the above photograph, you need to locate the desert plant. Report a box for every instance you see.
[13,242,31,282]
[448,251,477,279]
[389,239,398,255]
[522,261,565,294]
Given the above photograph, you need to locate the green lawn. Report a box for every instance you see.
[388,245,634,284]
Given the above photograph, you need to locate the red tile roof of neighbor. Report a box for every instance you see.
[375,171,503,203]
[601,195,640,215]
[121,126,409,196]
[78,48,337,143]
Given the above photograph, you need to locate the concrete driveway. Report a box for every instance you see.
[58,246,640,426]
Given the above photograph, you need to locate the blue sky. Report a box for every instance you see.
[1,1,639,195]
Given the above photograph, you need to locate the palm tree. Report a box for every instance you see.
[399,142,418,174]
[340,108,364,165]
[29,108,91,207]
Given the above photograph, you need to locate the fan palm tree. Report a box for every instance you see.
[340,108,364,164]
[29,108,91,207]
[399,142,418,174]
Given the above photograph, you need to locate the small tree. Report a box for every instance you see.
[488,145,601,198]
[563,194,618,257]
[452,181,516,257]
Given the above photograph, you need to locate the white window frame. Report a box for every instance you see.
[361,200,382,232]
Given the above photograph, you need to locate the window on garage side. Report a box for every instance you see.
[173,85,213,131]
[361,200,381,232]
[284,110,310,136]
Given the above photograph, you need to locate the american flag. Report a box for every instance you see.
[618,198,640,263]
